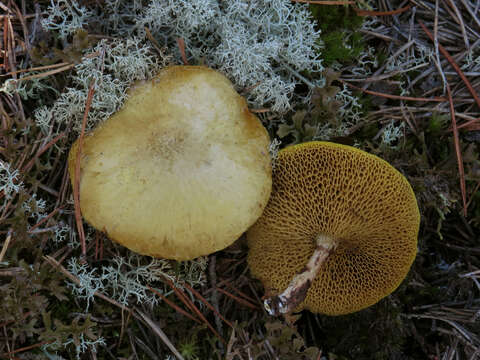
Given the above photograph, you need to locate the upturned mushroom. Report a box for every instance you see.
[247,141,420,316]
[68,66,272,260]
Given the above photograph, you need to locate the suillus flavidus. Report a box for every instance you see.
[247,141,420,316]
[68,65,272,260]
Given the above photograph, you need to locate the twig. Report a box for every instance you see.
[0,230,12,263]
[11,64,75,81]
[147,285,202,324]
[73,82,95,260]
[291,0,354,4]
[183,281,234,329]
[176,38,189,65]
[163,277,228,343]
[459,0,480,30]
[209,256,224,352]
[340,79,446,102]
[28,206,62,233]
[2,61,72,76]
[21,132,66,173]
[418,21,480,109]
[144,27,165,56]
[135,309,185,360]
[446,83,467,217]
[445,0,469,49]
[221,278,259,305]
[433,0,447,92]
[216,287,260,310]
[0,341,53,358]
[354,4,412,16]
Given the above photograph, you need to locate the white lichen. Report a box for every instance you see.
[67,253,207,310]
[64,334,106,360]
[109,0,323,112]
[0,161,22,201]
[381,120,405,148]
[42,0,96,39]
[34,38,169,136]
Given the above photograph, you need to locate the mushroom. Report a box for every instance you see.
[247,141,420,316]
[68,65,272,260]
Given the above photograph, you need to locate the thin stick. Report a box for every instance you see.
[136,309,185,360]
[74,83,95,259]
[28,206,62,233]
[291,0,354,4]
[354,4,412,16]
[433,0,447,93]
[13,63,75,81]
[147,285,202,324]
[446,83,467,217]
[209,256,224,350]
[144,27,165,56]
[183,281,234,330]
[340,80,446,102]
[2,61,71,75]
[264,234,336,316]
[418,21,480,109]
[176,38,189,65]
[221,278,259,305]
[0,230,12,263]
[163,277,227,343]
[0,341,53,357]
[459,0,480,30]
[216,287,260,310]
[21,132,66,173]
[445,0,469,49]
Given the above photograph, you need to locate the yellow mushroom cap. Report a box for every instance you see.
[69,65,272,260]
[247,141,420,315]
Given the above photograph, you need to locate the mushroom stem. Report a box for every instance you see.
[264,234,336,316]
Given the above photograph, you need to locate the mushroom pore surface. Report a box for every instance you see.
[247,141,419,315]
[69,66,272,260]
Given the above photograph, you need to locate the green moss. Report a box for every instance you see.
[321,30,364,66]
[310,4,364,66]
[310,4,363,33]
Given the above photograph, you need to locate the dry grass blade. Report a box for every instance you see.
[182,282,234,329]
[291,0,354,4]
[27,206,62,233]
[455,117,480,130]
[176,38,189,65]
[147,285,202,324]
[21,132,66,173]
[354,4,412,16]
[408,314,479,346]
[162,277,227,344]
[12,64,75,81]
[162,276,199,316]
[3,61,72,75]
[0,341,53,358]
[446,82,467,217]
[221,279,262,305]
[0,230,12,263]
[216,287,260,310]
[340,79,446,102]
[135,308,185,360]
[418,21,480,109]
[73,84,95,259]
